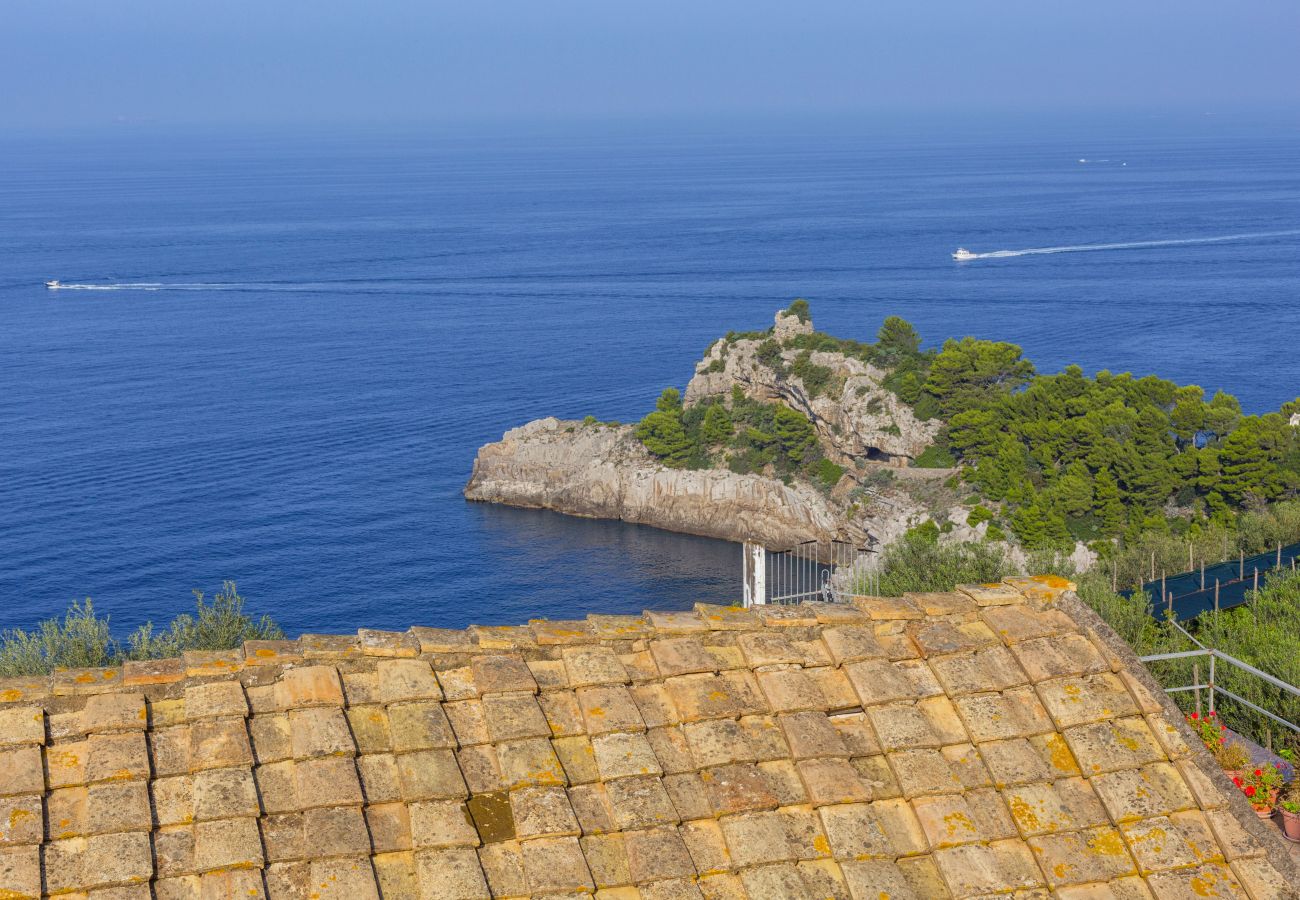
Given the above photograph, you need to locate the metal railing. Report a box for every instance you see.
[742,540,875,607]
[1139,617,1300,736]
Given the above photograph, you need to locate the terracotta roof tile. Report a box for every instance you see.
[0,577,1294,897]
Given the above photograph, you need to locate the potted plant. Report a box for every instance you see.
[1279,778,1300,843]
[1185,711,1222,749]
[1235,764,1284,818]
[1215,738,1251,782]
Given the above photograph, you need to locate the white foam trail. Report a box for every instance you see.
[52,282,225,291]
[962,229,1300,260]
[49,282,334,292]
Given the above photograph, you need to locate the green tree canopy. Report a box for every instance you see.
[773,404,817,463]
[699,403,734,445]
[924,337,1035,417]
[783,298,811,323]
[874,316,922,367]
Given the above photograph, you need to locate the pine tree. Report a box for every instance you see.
[699,404,734,445]
[772,405,817,463]
[1051,461,1094,518]
[1010,503,1047,549]
[1217,416,1285,504]
[923,337,1035,417]
[875,316,922,367]
[1093,467,1126,536]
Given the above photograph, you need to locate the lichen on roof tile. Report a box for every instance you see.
[0,576,1295,897]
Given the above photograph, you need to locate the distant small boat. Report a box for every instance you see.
[45,280,62,289]
[951,248,977,261]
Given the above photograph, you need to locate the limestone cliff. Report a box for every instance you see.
[464,306,962,549]
[685,309,940,462]
[465,417,848,547]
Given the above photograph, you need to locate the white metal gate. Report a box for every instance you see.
[742,540,875,607]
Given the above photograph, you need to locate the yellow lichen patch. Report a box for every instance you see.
[587,706,605,718]
[256,648,277,658]
[7,808,33,832]
[1088,830,1128,857]
[47,748,81,770]
[1189,869,1227,897]
[813,835,831,855]
[1031,574,1076,591]
[1043,734,1079,774]
[1053,862,1071,879]
[1007,796,1042,834]
[0,689,22,702]
[1117,734,1141,752]
[942,810,976,839]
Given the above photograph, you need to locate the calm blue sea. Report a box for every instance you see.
[2,115,1298,636]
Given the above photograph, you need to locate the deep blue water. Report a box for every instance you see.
[2,116,1298,635]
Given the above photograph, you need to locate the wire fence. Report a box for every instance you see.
[1125,540,1300,623]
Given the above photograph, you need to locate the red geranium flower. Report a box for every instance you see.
[1245,786,1257,797]
[1233,776,1243,786]
[1191,712,1199,720]
[1209,711,1216,717]
[1255,769,1263,777]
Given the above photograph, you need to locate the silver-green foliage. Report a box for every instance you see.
[865,533,1013,597]
[0,582,283,677]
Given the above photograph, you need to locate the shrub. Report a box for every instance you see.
[966,505,995,528]
[582,415,598,426]
[756,339,786,374]
[783,298,811,323]
[0,584,282,677]
[127,583,283,659]
[868,535,1012,596]
[914,444,956,468]
[0,599,119,676]
[813,458,845,490]
[1215,740,1251,771]
[789,352,834,399]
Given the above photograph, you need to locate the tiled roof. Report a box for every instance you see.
[1,576,1296,899]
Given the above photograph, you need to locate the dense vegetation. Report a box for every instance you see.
[0,582,282,677]
[637,299,1300,553]
[635,384,846,490]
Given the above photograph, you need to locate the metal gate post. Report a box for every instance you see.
[743,542,767,607]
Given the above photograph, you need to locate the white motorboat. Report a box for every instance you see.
[45,280,62,289]
[951,248,978,261]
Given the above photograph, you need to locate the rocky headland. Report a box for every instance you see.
[465,306,965,551]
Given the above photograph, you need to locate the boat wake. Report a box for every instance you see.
[959,229,1300,260]
[48,282,349,292]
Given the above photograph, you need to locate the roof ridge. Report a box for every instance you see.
[0,577,1074,707]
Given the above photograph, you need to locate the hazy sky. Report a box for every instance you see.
[5,1,1298,129]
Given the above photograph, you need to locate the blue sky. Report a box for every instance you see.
[5,1,1298,128]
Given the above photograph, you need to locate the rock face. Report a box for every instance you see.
[465,417,846,547]
[465,307,957,552]
[685,310,940,462]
